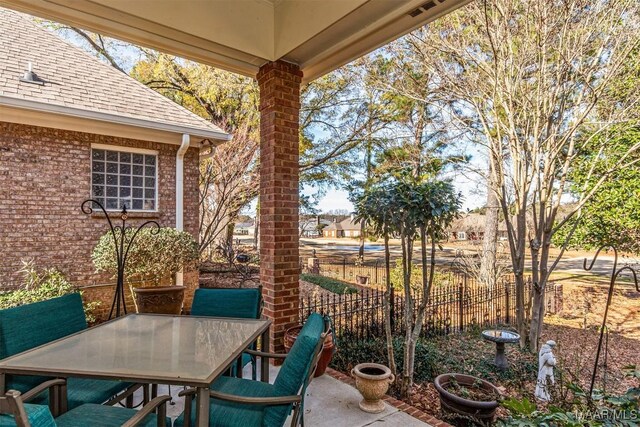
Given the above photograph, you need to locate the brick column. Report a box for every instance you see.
[257,60,302,354]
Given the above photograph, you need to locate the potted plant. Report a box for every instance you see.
[351,363,394,413]
[284,325,335,377]
[434,373,501,424]
[93,227,199,314]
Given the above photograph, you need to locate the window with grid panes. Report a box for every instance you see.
[91,148,157,211]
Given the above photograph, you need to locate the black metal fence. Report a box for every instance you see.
[312,257,391,287]
[300,277,533,340]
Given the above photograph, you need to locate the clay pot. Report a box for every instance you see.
[351,363,394,414]
[133,286,185,315]
[434,373,500,424]
[284,325,335,377]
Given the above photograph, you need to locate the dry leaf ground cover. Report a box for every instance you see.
[412,322,639,421]
[331,322,640,421]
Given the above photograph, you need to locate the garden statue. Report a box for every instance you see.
[535,340,557,401]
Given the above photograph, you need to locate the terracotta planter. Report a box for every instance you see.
[355,275,369,285]
[133,286,185,315]
[434,373,500,424]
[284,325,335,377]
[351,363,394,414]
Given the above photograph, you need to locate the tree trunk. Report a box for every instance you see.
[358,140,373,261]
[505,202,529,349]
[402,336,416,398]
[529,230,552,351]
[400,229,415,398]
[358,221,366,261]
[479,164,500,287]
[253,205,260,250]
[383,234,397,377]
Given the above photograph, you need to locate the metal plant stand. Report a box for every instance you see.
[82,199,159,319]
[583,246,639,397]
[482,329,520,370]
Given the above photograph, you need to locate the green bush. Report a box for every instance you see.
[389,259,451,293]
[300,273,358,294]
[331,332,438,383]
[330,328,538,395]
[92,227,199,285]
[0,260,100,322]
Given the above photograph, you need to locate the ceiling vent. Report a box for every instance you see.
[421,1,438,11]
[408,0,442,18]
[20,62,44,85]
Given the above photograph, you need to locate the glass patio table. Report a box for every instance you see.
[0,314,271,427]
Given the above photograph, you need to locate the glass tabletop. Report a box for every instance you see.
[0,314,270,387]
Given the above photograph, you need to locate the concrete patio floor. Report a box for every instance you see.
[136,365,432,426]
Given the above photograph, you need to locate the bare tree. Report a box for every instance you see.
[199,125,258,258]
[426,0,640,349]
[374,0,640,350]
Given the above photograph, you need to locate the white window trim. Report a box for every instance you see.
[91,143,158,156]
[90,143,159,213]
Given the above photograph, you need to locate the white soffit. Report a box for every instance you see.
[0,0,471,82]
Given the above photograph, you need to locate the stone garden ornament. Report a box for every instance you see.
[535,340,557,401]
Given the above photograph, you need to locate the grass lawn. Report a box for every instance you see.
[300,273,359,294]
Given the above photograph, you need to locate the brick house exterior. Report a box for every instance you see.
[0,9,229,321]
[257,61,303,354]
[322,217,361,238]
[0,122,202,320]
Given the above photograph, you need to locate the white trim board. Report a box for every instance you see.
[0,96,230,144]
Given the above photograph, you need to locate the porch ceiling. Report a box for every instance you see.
[0,0,471,82]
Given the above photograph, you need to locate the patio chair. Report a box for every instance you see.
[0,294,141,410]
[174,312,330,427]
[191,287,263,379]
[0,379,171,427]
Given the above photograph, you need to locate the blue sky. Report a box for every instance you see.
[51,23,485,215]
[308,169,485,214]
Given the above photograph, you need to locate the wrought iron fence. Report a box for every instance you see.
[312,257,390,287]
[300,277,533,340]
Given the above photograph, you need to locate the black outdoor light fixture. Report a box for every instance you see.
[82,199,159,319]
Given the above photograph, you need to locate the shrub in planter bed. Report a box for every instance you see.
[330,331,438,384]
[0,260,100,322]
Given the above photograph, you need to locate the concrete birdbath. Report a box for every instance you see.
[482,329,520,370]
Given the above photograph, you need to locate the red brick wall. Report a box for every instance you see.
[0,121,200,321]
[257,61,302,354]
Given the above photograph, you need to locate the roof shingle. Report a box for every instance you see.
[0,8,227,140]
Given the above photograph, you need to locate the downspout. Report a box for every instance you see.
[175,134,190,286]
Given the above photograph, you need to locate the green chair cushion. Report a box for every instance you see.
[0,294,87,360]
[29,378,133,410]
[265,313,324,426]
[174,377,285,427]
[273,313,324,394]
[55,403,170,427]
[191,288,261,319]
[0,294,130,409]
[0,403,56,427]
[192,288,262,377]
[175,313,326,427]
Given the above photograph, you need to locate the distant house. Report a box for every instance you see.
[300,217,331,238]
[234,221,255,236]
[322,216,362,238]
[449,213,508,241]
